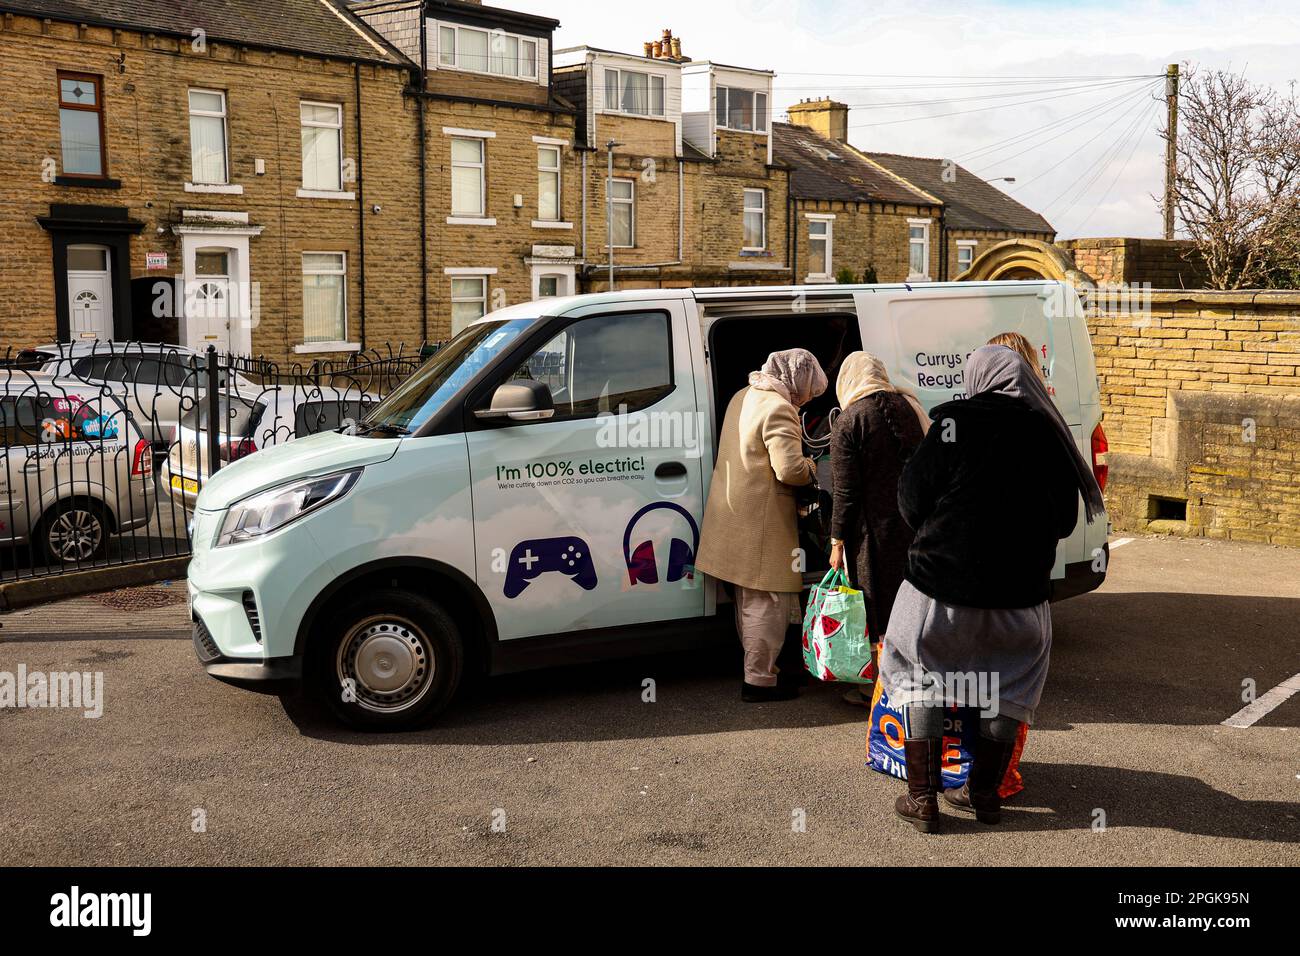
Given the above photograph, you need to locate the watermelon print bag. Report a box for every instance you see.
[801,568,872,683]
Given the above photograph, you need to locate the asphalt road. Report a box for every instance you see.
[1,535,1297,866]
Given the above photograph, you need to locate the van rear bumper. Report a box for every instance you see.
[1050,544,1107,602]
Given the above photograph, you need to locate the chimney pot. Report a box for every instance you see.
[644,41,653,57]
[670,37,681,59]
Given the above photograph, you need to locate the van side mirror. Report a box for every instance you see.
[475,379,555,422]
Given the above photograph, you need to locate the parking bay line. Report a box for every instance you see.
[1110,537,1135,549]
[1221,672,1300,728]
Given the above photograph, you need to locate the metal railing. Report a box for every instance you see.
[0,341,438,583]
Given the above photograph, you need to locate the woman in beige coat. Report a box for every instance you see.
[696,349,828,702]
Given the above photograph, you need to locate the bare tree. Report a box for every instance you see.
[1163,67,1300,289]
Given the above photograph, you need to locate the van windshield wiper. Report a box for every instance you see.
[347,421,411,437]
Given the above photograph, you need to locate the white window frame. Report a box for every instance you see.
[715,85,768,133]
[436,23,537,81]
[298,100,348,196]
[907,218,932,281]
[806,213,834,280]
[607,178,635,248]
[602,67,666,117]
[450,135,487,221]
[446,269,493,333]
[537,144,561,222]
[187,88,230,188]
[743,188,767,252]
[298,251,351,352]
[956,239,978,273]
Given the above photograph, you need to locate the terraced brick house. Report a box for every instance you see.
[0,0,423,357]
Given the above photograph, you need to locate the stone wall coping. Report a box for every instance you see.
[1135,290,1300,307]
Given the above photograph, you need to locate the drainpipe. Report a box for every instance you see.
[606,140,620,292]
[354,63,367,350]
[416,16,429,342]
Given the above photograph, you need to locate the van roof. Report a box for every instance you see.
[472,279,1069,326]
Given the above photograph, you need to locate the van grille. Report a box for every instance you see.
[242,590,262,643]
[192,616,221,663]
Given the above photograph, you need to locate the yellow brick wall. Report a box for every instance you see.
[791,199,943,283]
[0,14,423,362]
[424,98,577,337]
[1089,290,1300,544]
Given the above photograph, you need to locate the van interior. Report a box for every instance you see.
[707,310,864,579]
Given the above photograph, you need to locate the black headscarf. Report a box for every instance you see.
[965,344,1105,523]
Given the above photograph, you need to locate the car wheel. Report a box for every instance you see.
[311,588,463,731]
[38,501,110,565]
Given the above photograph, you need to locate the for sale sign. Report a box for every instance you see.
[145,252,168,270]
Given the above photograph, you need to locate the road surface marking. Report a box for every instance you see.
[1221,672,1300,728]
[1110,537,1134,549]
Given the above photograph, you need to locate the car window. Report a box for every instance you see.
[294,399,373,438]
[510,311,672,422]
[72,355,136,382]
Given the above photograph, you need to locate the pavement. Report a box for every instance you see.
[0,534,1297,866]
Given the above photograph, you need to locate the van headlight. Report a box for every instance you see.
[215,469,361,548]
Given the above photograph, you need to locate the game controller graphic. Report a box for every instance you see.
[503,536,598,598]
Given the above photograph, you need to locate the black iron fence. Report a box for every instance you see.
[0,341,437,583]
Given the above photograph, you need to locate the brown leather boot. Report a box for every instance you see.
[944,734,1016,824]
[895,738,943,834]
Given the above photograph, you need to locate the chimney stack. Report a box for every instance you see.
[787,98,849,143]
[645,29,685,61]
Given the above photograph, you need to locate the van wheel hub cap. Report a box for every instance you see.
[337,617,433,713]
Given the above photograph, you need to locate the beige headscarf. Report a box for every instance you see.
[835,351,931,435]
[749,348,828,407]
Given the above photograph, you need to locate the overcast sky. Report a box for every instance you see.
[522,0,1300,239]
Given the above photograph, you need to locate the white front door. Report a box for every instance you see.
[187,248,233,350]
[66,245,112,341]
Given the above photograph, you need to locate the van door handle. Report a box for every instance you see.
[655,461,687,479]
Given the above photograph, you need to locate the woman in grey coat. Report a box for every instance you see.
[881,345,1105,833]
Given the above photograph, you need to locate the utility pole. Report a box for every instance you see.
[1164,63,1179,240]
[606,140,622,292]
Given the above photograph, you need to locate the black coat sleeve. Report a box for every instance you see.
[898,425,944,532]
[1051,433,1083,540]
[830,413,861,542]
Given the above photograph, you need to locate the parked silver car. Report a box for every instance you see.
[16,342,252,449]
[161,384,374,507]
[0,377,156,564]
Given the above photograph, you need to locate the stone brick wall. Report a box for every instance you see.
[1089,290,1300,544]
[423,99,577,336]
[0,13,422,360]
[946,229,1048,281]
[791,199,944,284]
[1063,236,1207,289]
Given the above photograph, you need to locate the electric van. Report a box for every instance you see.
[187,281,1112,729]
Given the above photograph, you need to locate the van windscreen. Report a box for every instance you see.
[358,319,533,434]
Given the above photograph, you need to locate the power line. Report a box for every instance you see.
[985,83,1159,184]
[845,76,1156,129]
[809,77,1158,112]
[957,81,1159,164]
[1041,98,1156,216]
[1059,101,1162,234]
[774,75,1162,92]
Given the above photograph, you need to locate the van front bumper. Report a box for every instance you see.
[193,615,301,691]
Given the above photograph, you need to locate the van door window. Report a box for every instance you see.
[510,311,672,421]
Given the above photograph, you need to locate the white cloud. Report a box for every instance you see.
[522,0,1300,238]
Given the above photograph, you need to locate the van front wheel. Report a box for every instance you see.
[313,589,463,730]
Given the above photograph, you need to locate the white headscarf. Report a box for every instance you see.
[749,348,828,407]
[835,351,931,435]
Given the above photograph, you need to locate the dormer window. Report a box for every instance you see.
[715,85,768,132]
[603,68,666,117]
[437,23,537,80]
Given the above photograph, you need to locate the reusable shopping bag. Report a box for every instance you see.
[801,568,873,683]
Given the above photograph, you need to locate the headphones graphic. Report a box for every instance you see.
[622,502,700,586]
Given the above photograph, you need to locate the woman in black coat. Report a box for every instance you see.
[829,352,930,704]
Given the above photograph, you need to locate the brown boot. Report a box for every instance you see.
[945,734,1016,825]
[895,738,943,834]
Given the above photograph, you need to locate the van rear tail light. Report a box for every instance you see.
[1091,423,1108,493]
[220,438,257,462]
[131,438,153,476]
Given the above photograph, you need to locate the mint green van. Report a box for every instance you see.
[188,281,1111,729]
